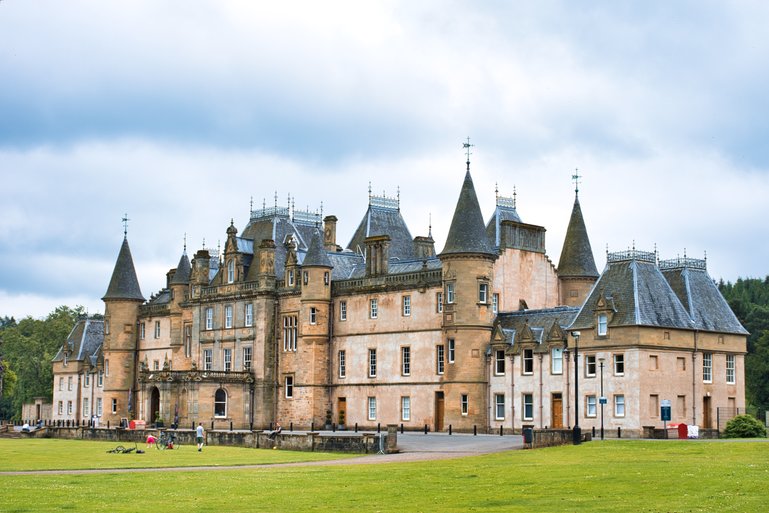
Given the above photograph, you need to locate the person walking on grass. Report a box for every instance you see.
[196,422,205,452]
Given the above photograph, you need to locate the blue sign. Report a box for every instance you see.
[661,406,671,421]
[599,396,608,405]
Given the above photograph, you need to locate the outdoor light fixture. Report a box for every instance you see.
[571,331,581,445]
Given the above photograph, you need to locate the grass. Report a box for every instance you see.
[0,438,352,471]
[1,439,768,512]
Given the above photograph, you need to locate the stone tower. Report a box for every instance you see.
[438,168,498,431]
[102,236,144,424]
[298,231,333,426]
[557,190,599,307]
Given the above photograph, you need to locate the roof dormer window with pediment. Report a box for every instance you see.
[227,259,235,284]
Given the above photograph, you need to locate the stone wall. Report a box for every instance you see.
[36,426,396,454]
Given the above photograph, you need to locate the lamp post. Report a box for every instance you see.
[572,331,581,445]
[599,357,605,441]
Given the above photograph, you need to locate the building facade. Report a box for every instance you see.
[52,160,748,436]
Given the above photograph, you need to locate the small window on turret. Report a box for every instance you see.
[324,271,330,285]
[288,270,295,286]
[478,283,488,304]
[446,283,455,304]
[303,271,309,285]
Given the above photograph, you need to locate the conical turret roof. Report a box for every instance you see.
[169,252,191,285]
[440,171,495,257]
[102,237,145,301]
[557,195,598,278]
[303,231,332,268]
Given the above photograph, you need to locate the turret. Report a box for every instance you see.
[102,235,144,424]
[438,162,497,431]
[299,231,333,425]
[557,189,599,307]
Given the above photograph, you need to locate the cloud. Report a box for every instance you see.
[1,1,768,318]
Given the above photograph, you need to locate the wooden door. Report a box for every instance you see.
[337,397,347,427]
[434,391,445,432]
[552,393,563,429]
[703,396,712,428]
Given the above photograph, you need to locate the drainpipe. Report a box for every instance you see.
[692,327,698,426]
[565,350,571,428]
[510,353,516,434]
[538,353,544,429]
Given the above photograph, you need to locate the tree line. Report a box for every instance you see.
[0,306,87,420]
[719,277,769,416]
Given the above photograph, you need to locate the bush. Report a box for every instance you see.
[723,414,766,438]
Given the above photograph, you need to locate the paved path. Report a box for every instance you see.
[0,432,524,476]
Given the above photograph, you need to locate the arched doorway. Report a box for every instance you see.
[150,386,160,423]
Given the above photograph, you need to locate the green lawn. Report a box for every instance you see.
[0,438,352,471]
[1,439,768,512]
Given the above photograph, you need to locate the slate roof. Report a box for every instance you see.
[302,232,333,268]
[347,200,416,261]
[557,195,599,278]
[169,252,191,285]
[441,171,496,257]
[661,259,749,335]
[102,237,145,301]
[52,319,104,364]
[495,307,579,350]
[486,198,522,247]
[239,210,321,278]
[570,251,747,335]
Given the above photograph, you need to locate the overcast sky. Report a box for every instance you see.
[2,1,768,320]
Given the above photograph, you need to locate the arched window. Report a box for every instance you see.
[214,388,227,417]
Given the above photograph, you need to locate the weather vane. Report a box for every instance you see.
[122,213,130,236]
[572,169,582,195]
[463,137,474,171]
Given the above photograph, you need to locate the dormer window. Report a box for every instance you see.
[523,348,534,374]
[597,313,608,336]
[227,259,235,283]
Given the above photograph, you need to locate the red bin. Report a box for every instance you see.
[677,423,688,440]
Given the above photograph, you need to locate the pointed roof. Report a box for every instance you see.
[660,258,748,335]
[302,231,333,268]
[102,237,144,301]
[441,171,495,257]
[169,252,191,285]
[571,251,693,331]
[557,194,599,278]
[347,194,416,261]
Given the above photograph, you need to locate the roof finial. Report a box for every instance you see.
[368,181,372,203]
[183,232,187,253]
[249,196,253,212]
[572,168,581,196]
[513,185,517,208]
[320,201,324,220]
[202,237,206,248]
[428,212,433,238]
[121,213,130,237]
[397,186,401,211]
[495,182,499,202]
[274,191,278,209]
[463,137,474,172]
[262,198,266,213]
[704,250,707,265]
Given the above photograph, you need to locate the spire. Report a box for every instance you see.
[169,248,192,286]
[557,191,599,278]
[441,170,495,257]
[303,231,332,268]
[103,237,145,301]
